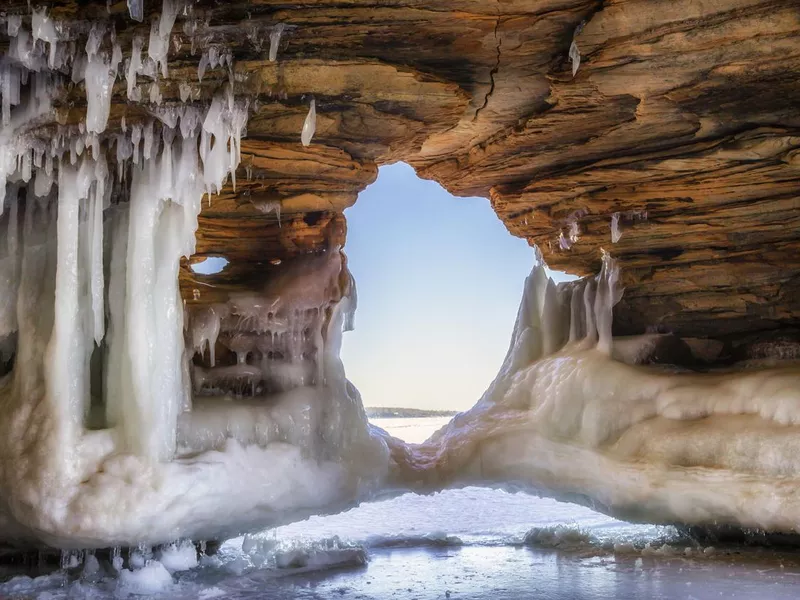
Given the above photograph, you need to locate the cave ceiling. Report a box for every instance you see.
[6,0,800,338]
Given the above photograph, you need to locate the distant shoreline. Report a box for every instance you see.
[365,407,458,419]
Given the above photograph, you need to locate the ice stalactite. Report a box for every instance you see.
[126,36,144,101]
[269,24,286,62]
[569,41,580,77]
[127,0,144,23]
[252,198,282,226]
[301,98,316,147]
[148,0,179,79]
[569,22,584,77]
[611,212,621,242]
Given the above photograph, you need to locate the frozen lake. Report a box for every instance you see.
[3,417,800,599]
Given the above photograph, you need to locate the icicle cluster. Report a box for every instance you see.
[512,248,623,365]
[0,0,251,461]
[610,210,647,243]
[187,249,347,401]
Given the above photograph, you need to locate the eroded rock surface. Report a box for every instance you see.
[5,0,796,341]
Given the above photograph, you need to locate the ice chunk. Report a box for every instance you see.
[118,562,174,594]
[274,538,368,571]
[524,525,596,551]
[157,541,198,572]
[301,98,316,147]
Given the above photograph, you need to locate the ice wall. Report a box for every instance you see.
[390,251,800,533]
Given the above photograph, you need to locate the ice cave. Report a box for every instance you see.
[1,0,800,593]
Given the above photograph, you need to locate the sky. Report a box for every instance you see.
[341,162,537,411]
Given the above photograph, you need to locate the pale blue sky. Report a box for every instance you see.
[341,162,535,411]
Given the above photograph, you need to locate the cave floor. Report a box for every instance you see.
[4,543,800,600]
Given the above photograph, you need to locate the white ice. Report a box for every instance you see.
[301,98,316,147]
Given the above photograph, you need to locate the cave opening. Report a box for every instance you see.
[342,162,576,439]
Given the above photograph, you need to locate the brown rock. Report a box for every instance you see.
[6,0,799,343]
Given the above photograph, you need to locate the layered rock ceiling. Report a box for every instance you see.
[9,0,800,340]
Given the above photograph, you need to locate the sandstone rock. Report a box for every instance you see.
[4,0,797,344]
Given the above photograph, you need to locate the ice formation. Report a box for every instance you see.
[301,98,316,147]
[0,3,386,550]
[389,249,800,533]
[569,41,580,77]
[4,0,800,558]
[269,24,286,63]
[611,211,621,242]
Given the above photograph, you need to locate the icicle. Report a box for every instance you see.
[127,36,144,101]
[85,53,115,134]
[197,51,209,81]
[253,199,282,226]
[6,15,22,36]
[269,23,286,62]
[0,188,20,338]
[148,0,180,78]
[568,220,579,244]
[128,0,144,22]
[569,40,580,77]
[179,81,192,103]
[31,9,59,69]
[149,81,163,105]
[90,156,107,345]
[611,212,621,243]
[47,158,95,440]
[301,98,316,147]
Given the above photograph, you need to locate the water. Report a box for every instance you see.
[3,418,800,599]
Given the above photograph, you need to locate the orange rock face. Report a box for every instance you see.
[8,0,799,339]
